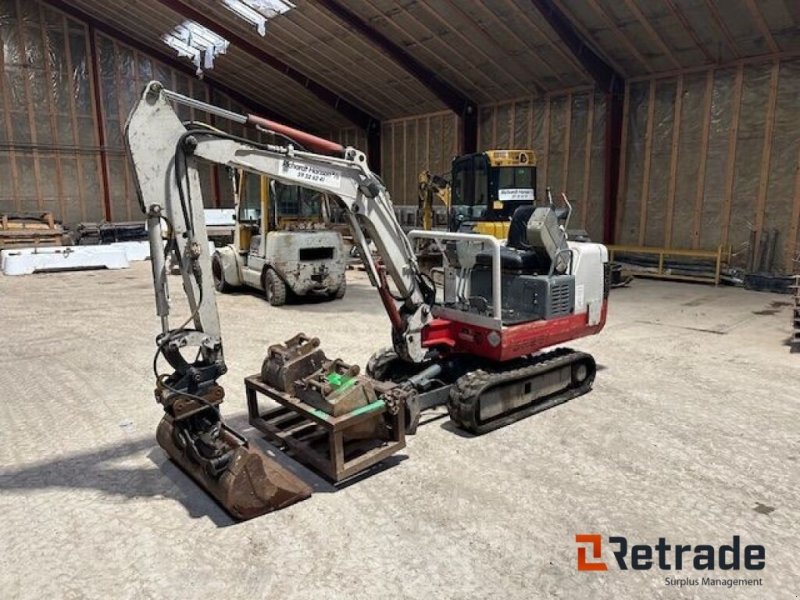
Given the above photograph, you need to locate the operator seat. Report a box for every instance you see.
[468,204,576,323]
[506,205,535,250]
[249,234,262,256]
[474,206,547,274]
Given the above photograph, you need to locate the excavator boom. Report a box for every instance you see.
[125,81,434,518]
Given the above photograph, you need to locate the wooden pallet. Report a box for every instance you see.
[245,374,405,482]
[0,212,63,249]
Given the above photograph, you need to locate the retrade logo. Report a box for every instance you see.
[575,534,608,571]
[575,534,765,572]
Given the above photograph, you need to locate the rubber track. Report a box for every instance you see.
[447,348,595,435]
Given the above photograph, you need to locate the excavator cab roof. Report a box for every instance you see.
[455,150,537,167]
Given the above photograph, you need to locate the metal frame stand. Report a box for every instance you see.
[246,374,405,482]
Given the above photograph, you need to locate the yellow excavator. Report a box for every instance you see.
[417,150,537,238]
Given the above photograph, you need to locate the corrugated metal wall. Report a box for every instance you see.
[0,0,273,223]
[617,58,800,271]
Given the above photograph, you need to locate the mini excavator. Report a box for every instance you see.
[125,82,609,520]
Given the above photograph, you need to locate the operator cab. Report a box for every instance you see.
[270,181,325,228]
[236,172,326,256]
[449,150,537,235]
[234,170,262,255]
[470,202,575,325]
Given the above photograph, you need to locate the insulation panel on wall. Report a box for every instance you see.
[617,58,800,273]
[0,0,286,224]
[476,90,608,241]
[0,0,103,222]
[380,111,460,207]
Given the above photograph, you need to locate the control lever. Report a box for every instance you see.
[546,187,573,233]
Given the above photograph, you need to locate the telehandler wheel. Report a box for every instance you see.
[263,269,287,306]
[332,278,346,300]
[211,254,230,293]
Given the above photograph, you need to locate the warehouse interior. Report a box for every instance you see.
[2,0,799,264]
[1,0,799,598]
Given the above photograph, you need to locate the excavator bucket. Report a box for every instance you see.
[156,416,311,520]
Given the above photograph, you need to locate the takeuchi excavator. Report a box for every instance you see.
[125,82,609,520]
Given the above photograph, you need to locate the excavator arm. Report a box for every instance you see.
[124,81,434,519]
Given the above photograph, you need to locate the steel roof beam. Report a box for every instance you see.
[52,0,301,127]
[315,0,478,153]
[154,0,378,132]
[529,0,624,243]
[529,0,622,94]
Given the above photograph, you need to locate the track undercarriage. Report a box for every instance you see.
[365,345,597,435]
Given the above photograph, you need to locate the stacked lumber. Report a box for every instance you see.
[0,212,64,249]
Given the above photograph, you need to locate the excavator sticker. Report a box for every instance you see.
[497,188,535,202]
[283,160,342,188]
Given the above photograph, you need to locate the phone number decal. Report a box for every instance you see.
[283,161,342,189]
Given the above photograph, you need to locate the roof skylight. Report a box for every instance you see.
[222,0,295,36]
[163,20,230,76]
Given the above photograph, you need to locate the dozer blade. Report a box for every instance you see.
[157,416,311,520]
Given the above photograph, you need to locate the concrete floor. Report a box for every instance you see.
[1,263,798,599]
